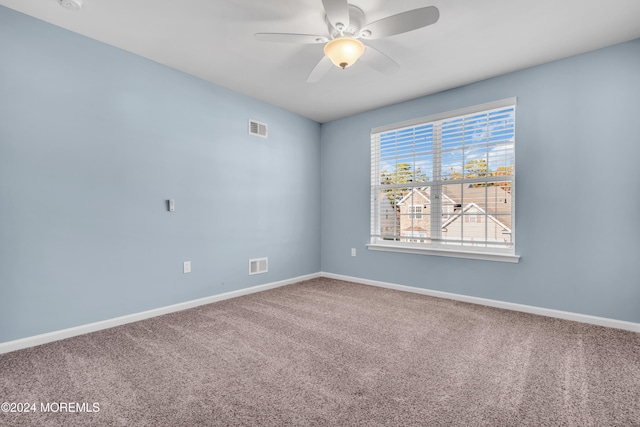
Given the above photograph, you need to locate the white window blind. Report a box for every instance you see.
[370,98,516,259]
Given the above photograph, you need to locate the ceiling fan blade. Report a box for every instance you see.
[322,0,350,29]
[307,56,333,83]
[361,6,439,39]
[359,45,400,75]
[254,33,328,43]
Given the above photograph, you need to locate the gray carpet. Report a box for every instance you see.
[1,278,639,426]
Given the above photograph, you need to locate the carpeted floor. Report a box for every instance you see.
[1,277,639,426]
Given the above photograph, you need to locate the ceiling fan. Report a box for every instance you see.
[255,0,440,82]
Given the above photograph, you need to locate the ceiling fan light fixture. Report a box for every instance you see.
[324,37,365,69]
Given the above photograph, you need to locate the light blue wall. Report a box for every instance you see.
[320,39,640,324]
[2,6,638,344]
[0,6,321,342]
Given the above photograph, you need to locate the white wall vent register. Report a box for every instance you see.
[249,257,268,275]
[248,120,268,138]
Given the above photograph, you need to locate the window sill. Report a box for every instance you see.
[366,243,520,263]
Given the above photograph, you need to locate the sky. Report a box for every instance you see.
[377,107,515,183]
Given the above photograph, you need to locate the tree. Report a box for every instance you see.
[464,158,489,178]
[493,165,513,192]
[381,162,427,186]
[443,159,513,191]
[380,163,428,211]
[443,168,463,181]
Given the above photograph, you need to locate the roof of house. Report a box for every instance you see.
[397,188,430,206]
[403,225,429,232]
[441,202,511,232]
[396,184,512,229]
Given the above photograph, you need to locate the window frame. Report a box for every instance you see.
[368,98,520,263]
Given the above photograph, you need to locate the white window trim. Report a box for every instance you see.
[367,243,520,263]
[370,97,518,262]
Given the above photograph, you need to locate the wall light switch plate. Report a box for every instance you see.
[183,261,191,273]
[169,199,175,212]
[351,248,356,257]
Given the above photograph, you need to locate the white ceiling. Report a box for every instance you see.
[2,0,640,123]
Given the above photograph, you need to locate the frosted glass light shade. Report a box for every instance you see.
[324,38,365,69]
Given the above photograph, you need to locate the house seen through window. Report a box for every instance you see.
[370,98,516,259]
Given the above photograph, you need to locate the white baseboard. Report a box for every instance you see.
[2,270,637,355]
[0,272,321,355]
[321,272,640,333]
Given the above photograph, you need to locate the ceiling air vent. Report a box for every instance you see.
[248,119,268,138]
[249,257,268,275]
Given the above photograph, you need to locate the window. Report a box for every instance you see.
[409,205,423,219]
[369,98,518,262]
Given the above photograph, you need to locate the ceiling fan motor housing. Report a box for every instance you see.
[327,5,365,39]
[57,0,83,10]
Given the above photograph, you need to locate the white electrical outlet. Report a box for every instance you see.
[351,248,356,257]
[183,261,191,273]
